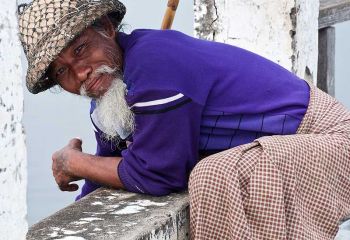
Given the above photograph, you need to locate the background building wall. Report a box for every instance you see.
[0,0,27,239]
[194,0,319,82]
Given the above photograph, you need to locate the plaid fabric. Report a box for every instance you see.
[189,83,350,240]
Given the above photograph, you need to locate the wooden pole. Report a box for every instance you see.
[161,0,180,30]
[317,27,335,96]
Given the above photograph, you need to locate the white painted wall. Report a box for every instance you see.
[0,0,27,239]
[194,0,319,82]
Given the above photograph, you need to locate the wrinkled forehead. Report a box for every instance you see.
[48,27,92,65]
[64,28,91,51]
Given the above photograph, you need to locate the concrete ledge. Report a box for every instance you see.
[27,187,350,239]
[27,188,189,240]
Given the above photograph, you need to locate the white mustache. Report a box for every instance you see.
[94,65,117,76]
[80,65,117,96]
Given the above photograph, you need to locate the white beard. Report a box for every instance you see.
[80,66,135,140]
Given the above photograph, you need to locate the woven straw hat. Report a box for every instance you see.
[18,0,126,94]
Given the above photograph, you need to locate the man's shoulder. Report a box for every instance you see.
[120,29,207,101]
[129,29,189,43]
[124,29,193,57]
[121,30,193,81]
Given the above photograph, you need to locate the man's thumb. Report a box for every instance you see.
[68,137,83,150]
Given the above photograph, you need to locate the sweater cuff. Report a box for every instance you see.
[118,159,146,194]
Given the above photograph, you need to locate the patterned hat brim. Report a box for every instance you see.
[26,1,126,94]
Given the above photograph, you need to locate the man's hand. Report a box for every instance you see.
[52,138,124,192]
[52,138,83,192]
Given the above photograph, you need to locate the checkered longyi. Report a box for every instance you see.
[189,83,350,239]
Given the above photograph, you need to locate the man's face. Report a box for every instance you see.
[48,24,121,98]
[48,19,134,139]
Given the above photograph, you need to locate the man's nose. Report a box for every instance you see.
[72,63,92,83]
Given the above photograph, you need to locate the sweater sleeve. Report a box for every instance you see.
[118,89,203,196]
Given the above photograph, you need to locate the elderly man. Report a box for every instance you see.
[19,0,350,239]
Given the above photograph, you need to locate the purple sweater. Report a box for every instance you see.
[76,29,309,199]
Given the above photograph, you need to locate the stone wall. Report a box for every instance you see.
[194,0,319,82]
[27,189,189,240]
[0,1,27,239]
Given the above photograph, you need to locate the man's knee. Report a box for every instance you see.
[189,144,261,193]
[189,153,238,192]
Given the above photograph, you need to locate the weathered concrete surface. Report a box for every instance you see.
[0,1,27,239]
[319,0,350,28]
[194,0,319,83]
[27,189,189,240]
[293,0,319,82]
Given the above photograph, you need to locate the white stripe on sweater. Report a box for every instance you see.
[130,93,184,108]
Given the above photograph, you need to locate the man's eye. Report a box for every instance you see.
[56,67,66,77]
[74,43,86,55]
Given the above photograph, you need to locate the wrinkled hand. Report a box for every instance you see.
[52,138,83,192]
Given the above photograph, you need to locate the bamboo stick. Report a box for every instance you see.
[161,0,180,30]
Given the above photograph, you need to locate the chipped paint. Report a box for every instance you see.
[112,205,146,215]
[104,204,120,209]
[132,199,168,207]
[61,228,88,235]
[106,196,117,200]
[83,211,107,214]
[27,189,190,239]
[123,221,138,227]
[48,231,59,238]
[70,221,89,225]
[56,237,86,240]
[0,1,27,239]
[194,0,318,83]
[47,227,88,239]
[293,0,319,82]
[79,217,103,222]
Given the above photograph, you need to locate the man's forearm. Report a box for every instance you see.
[70,151,124,189]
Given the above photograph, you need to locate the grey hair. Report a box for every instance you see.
[91,12,125,37]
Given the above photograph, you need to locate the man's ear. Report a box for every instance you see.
[100,15,116,39]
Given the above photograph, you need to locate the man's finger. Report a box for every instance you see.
[59,183,79,192]
[66,183,79,192]
[68,137,82,149]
